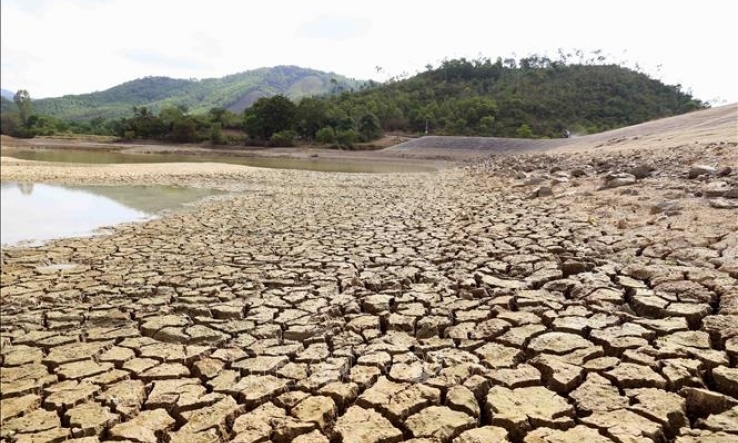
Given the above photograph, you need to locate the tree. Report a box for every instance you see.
[208,107,228,125]
[13,90,32,126]
[0,113,22,135]
[171,117,197,143]
[243,95,296,140]
[159,105,185,132]
[295,97,328,140]
[27,114,66,135]
[124,106,164,138]
[358,112,382,141]
[210,123,226,145]
[335,129,356,148]
[315,127,335,144]
[477,115,496,136]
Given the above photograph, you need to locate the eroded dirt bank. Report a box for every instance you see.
[1,111,737,443]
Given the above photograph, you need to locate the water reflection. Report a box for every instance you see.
[0,147,435,173]
[1,182,218,247]
[18,182,34,195]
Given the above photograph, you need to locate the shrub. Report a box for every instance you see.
[270,129,296,147]
[315,126,336,144]
[335,129,357,148]
[210,123,227,145]
[171,118,198,143]
[515,124,534,138]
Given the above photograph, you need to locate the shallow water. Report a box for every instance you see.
[1,182,218,247]
[1,147,434,173]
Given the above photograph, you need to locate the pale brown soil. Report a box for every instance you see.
[1,106,737,443]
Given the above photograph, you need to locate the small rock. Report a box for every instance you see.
[524,177,547,186]
[561,260,587,277]
[709,198,738,209]
[628,165,656,179]
[704,181,731,197]
[689,165,717,179]
[650,201,682,215]
[619,188,639,195]
[600,173,637,190]
[717,166,733,177]
[529,186,553,199]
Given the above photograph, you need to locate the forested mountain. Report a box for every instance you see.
[1,58,708,142]
[14,66,363,121]
[0,88,14,100]
[318,57,707,138]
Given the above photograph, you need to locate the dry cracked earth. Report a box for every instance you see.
[1,140,738,443]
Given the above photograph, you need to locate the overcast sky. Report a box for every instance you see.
[1,0,736,104]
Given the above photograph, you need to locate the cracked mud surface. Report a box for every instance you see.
[1,126,737,442]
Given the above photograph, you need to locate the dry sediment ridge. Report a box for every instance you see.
[1,108,738,443]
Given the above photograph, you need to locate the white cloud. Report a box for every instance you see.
[1,0,736,103]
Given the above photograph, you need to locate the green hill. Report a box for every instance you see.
[2,58,708,142]
[320,57,707,138]
[23,66,363,121]
[1,97,12,112]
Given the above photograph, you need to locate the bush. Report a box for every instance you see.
[515,124,534,138]
[270,129,296,147]
[315,126,336,144]
[335,129,357,148]
[0,113,22,136]
[210,123,227,145]
[171,118,198,143]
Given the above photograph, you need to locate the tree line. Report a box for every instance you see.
[1,55,707,144]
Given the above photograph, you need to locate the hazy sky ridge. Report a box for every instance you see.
[1,0,736,104]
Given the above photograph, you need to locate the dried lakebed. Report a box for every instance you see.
[1,141,737,443]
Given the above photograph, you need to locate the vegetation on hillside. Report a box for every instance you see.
[235,56,706,144]
[1,55,707,144]
[317,56,706,139]
[1,66,362,122]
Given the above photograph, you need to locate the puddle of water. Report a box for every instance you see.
[1,147,434,173]
[1,182,219,247]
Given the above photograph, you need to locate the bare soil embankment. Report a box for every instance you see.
[386,104,738,158]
